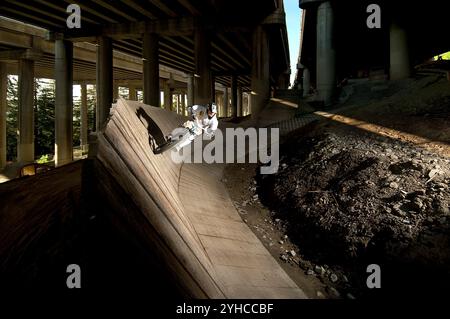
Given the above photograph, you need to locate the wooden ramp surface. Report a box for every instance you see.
[96,99,306,298]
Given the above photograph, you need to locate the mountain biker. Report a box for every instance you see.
[187,102,218,139]
[164,102,219,152]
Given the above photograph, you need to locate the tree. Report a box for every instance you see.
[34,79,55,157]
[73,94,80,147]
[6,76,18,161]
[87,84,96,133]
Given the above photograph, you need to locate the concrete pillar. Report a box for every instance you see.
[390,23,411,80]
[113,83,119,100]
[316,1,336,106]
[80,82,88,153]
[303,68,311,97]
[244,93,249,116]
[143,33,160,106]
[223,87,228,117]
[231,75,238,118]
[129,85,137,100]
[0,63,6,169]
[194,27,212,104]
[211,75,216,103]
[251,25,270,117]
[96,36,113,131]
[18,59,34,163]
[163,80,171,110]
[237,86,243,117]
[180,92,186,116]
[55,39,73,167]
[187,74,194,106]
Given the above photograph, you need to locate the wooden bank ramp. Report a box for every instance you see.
[96,98,306,298]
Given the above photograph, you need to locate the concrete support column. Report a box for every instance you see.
[113,83,119,100]
[55,39,73,166]
[18,59,35,163]
[143,33,160,106]
[194,27,212,104]
[316,1,336,106]
[96,36,113,131]
[187,74,194,106]
[390,23,411,80]
[211,75,216,103]
[231,75,238,118]
[223,87,229,117]
[303,68,311,97]
[129,85,137,100]
[251,25,270,117]
[0,63,6,169]
[180,92,186,115]
[163,80,171,110]
[80,82,88,153]
[237,86,242,117]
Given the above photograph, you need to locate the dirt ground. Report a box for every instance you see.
[223,163,343,299]
[224,74,450,299]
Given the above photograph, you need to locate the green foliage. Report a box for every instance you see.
[73,97,80,147]
[434,51,450,60]
[6,79,97,162]
[6,76,18,161]
[34,79,55,157]
[87,85,96,133]
[36,154,50,164]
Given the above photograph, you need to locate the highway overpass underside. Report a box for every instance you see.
[0,0,290,169]
[298,0,450,105]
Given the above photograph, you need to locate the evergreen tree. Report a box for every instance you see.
[73,95,80,147]
[34,79,55,158]
[87,85,96,133]
[6,76,18,161]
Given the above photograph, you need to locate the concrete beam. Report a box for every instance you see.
[96,36,113,130]
[0,63,6,169]
[55,39,73,167]
[18,59,34,163]
[0,48,43,61]
[63,17,196,40]
[143,33,160,107]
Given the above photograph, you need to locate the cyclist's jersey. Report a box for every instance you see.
[189,105,218,136]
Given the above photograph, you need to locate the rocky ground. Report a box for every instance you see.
[224,74,450,299]
[259,124,450,297]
